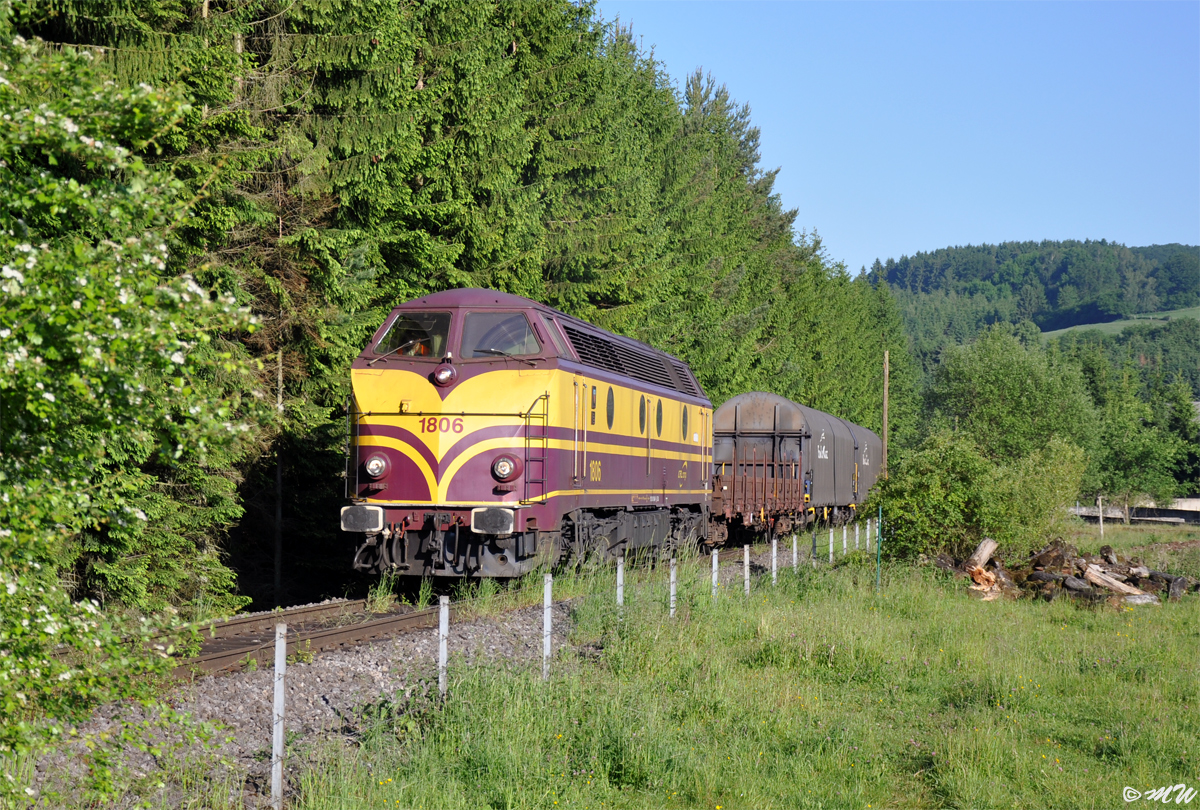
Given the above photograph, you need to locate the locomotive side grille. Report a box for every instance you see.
[562,325,680,391]
[562,325,623,374]
[613,345,674,389]
[670,361,700,396]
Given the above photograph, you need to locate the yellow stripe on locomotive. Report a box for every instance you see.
[350,365,711,508]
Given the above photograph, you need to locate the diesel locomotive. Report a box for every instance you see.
[340,288,712,578]
[340,288,881,577]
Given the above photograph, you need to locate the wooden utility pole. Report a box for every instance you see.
[274,346,283,606]
[882,349,889,477]
[274,213,285,607]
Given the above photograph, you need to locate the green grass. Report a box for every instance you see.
[1041,305,1200,339]
[291,545,1200,810]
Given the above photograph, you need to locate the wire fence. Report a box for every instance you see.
[263,514,883,809]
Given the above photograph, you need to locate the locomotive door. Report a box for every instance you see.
[572,376,584,489]
[584,381,599,490]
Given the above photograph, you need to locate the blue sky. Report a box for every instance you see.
[595,1,1200,274]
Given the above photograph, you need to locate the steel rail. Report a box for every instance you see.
[178,603,460,677]
[199,599,369,640]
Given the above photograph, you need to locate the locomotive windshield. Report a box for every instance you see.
[374,311,450,359]
[461,312,540,358]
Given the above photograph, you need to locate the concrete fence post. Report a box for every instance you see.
[743,544,750,595]
[876,507,883,591]
[855,522,860,550]
[771,536,778,586]
[829,527,833,564]
[616,553,625,607]
[542,574,552,681]
[711,549,719,599]
[438,596,449,697]
[271,623,286,810]
[669,556,677,617]
[792,534,798,571]
[842,524,847,556]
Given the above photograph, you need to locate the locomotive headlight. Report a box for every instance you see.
[364,454,389,479]
[433,363,457,386]
[491,455,520,482]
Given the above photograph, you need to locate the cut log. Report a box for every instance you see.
[933,553,958,574]
[1028,571,1065,583]
[1063,575,1091,592]
[993,565,1017,591]
[1129,566,1150,578]
[965,538,998,570]
[1084,565,1146,596]
[967,566,996,588]
[1168,577,1186,602]
[1123,594,1160,606]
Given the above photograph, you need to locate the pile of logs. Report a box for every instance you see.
[935,538,1197,606]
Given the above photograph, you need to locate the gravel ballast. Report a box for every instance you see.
[34,600,576,808]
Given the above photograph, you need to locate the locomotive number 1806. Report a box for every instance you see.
[420,417,465,434]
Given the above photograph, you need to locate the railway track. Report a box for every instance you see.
[179,599,463,677]
[177,556,722,678]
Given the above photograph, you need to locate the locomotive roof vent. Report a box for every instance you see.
[670,361,700,396]
[562,324,678,392]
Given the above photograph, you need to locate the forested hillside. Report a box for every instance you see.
[867,240,1200,379]
[1048,319,1200,401]
[2,1,915,615]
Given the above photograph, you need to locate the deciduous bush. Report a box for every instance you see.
[875,432,1085,562]
[0,30,252,801]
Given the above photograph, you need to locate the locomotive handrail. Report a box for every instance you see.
[523,393,550,505]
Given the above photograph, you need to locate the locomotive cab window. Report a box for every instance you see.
[537,313,572,357]
[639,396,646,434]
[681,406,688,440]
[375,311,451,359]
[655,399,663,437]
[461,312,541,358]
[606,387,615,430]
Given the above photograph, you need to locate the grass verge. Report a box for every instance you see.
[292,549,1199,810]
